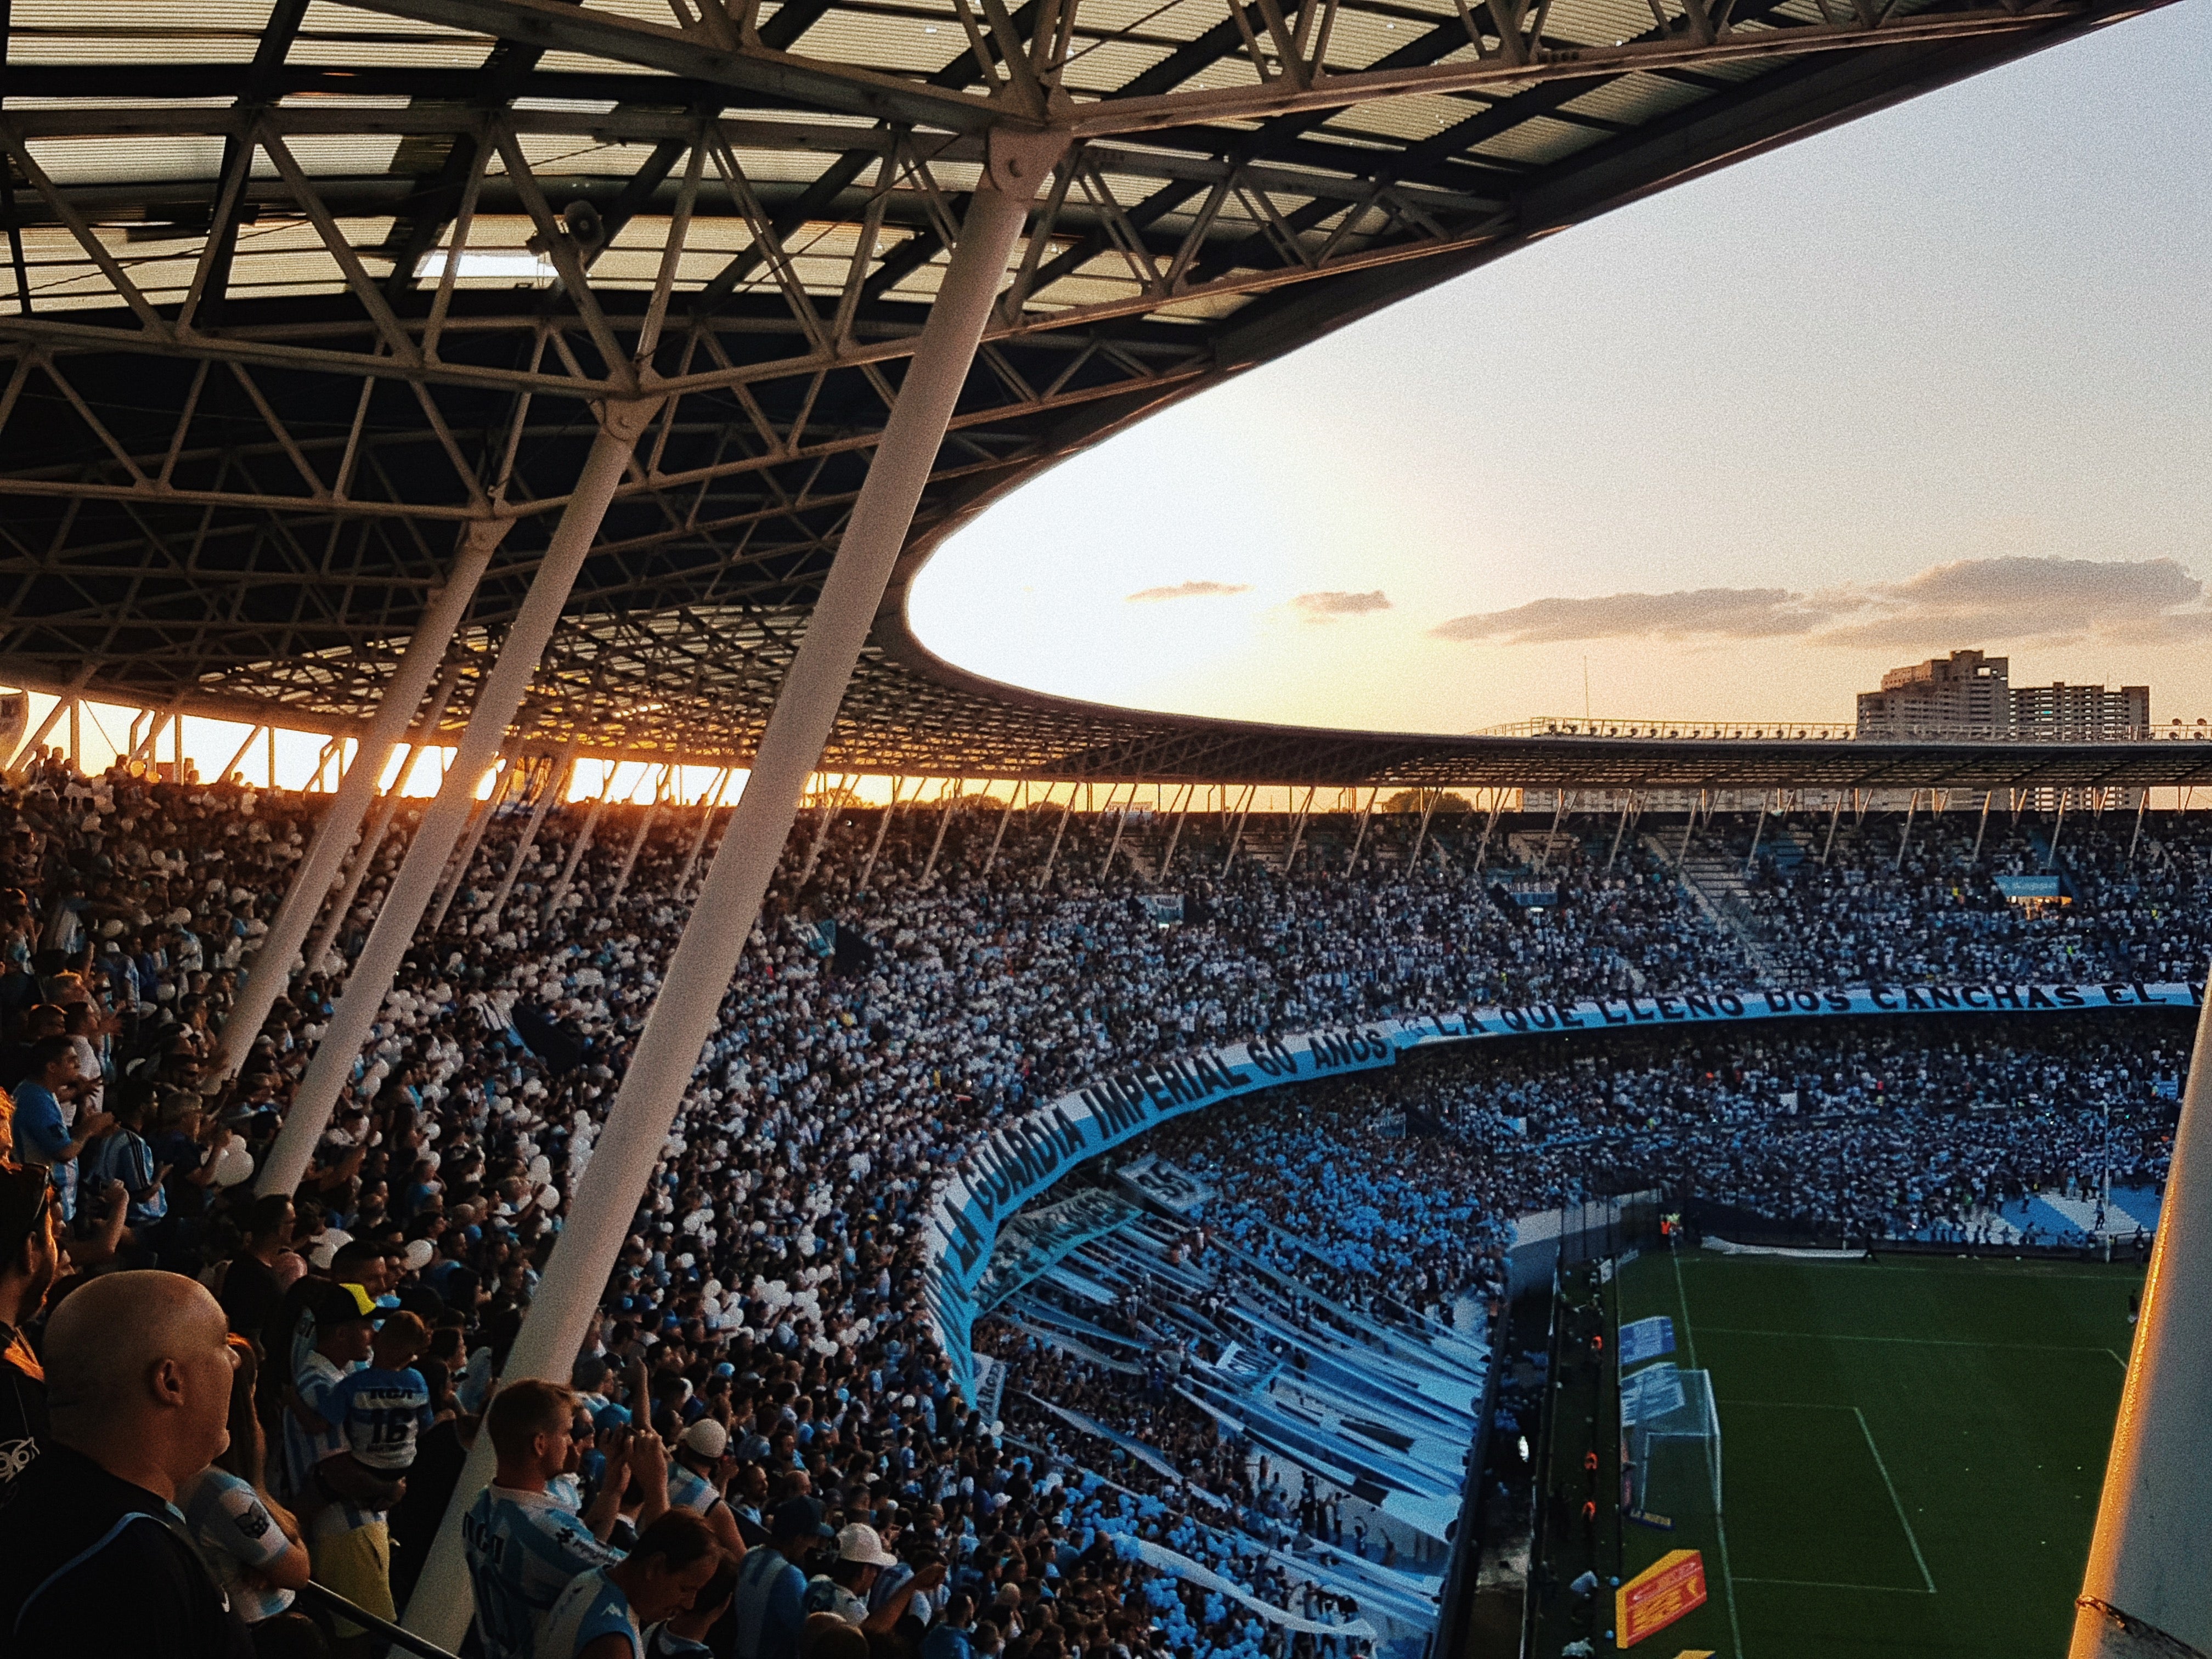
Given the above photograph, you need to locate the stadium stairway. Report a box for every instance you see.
[1764,824,1816,872]
[1646,832,1779,978]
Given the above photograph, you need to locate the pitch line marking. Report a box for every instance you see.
[1854,1406,1937,1595]
[1695,1325,2123,1355]
[1671,1250,1743,1658]
[1737,1576,1932,1595]
[1711,1400,1936,1598]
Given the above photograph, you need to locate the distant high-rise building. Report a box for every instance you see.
[1854,648,2149,739]
[2010,680,2151,741]
[1855,650,2010,737]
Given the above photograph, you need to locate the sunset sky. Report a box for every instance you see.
[911,2,2212,737]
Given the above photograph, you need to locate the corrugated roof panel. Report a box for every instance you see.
[1542,0,1669,46]
[1324,89,1482,144]
[1469,111,1607,163]
[1128,0,1234,46]
[1165,52,1267,96]
[608,215,760,253]
[788,12,973,73]
[1324,12,1467,75]
[576,0,679,19]
[8,96,236,110]
[276,93,417,108]
[24,134,228,187]
[534,48,676,74]
[289,32,493,65]
[514,139,675,178]
[1557,71,1709,124]
[511,97,625,114]
[234,217,397,252]
[230,250,391,285]
[297,0,477,38]
[1022,271,1145,308]
[9,25,263,64]
[1057,38,1176,94]
[1149,287,1254,323]
[259,135,405,176]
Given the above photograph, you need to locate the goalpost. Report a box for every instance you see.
[1627,1368,1724,1522]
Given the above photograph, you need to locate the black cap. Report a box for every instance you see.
[771,1496,833,1541]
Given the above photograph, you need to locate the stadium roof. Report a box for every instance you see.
[0,0,2191,792]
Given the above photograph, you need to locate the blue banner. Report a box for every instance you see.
[1620,1315,1677,1369]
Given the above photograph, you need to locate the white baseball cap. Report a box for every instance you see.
[679,1419,730,1459]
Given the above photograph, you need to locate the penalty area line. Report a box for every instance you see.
[1854,1406,1937,1595]
[1736,1576,1933,1595]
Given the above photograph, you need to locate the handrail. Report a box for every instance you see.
[1472,715,2212,743]
[294,1581,462,1659]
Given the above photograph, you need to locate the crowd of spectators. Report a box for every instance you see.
[1397,1013,2186,1240]
[1709,805,2212,987]
[0,752,2199,1659]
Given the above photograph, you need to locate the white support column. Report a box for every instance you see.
[1531,790,1563,873]
[983,780,1024,876]
[300,656,470,983]
[920,778,963,888]
[1346,785,1378,872]
[544,761,624,922]
[212,525,506,1083]
[673,768,733,898]
[1821,795,1843,865]
[426,752,518,938]
[1220,783,1255,875]
[256,397,660,1200]
[2049,792,2069,871]
[1605,796,1632,873]
[608,764,673,905]
[216,725,265,787]
[1894,789,1918,871]
[1099,782,1132,878]
[1970,788,1993,867]
[481,740,578,935]
[128,708,174,770]
[1159,782,1192,876]
[1282,784,1316,873]
[799,771,851,885]
[1410,791,1439,872]
[2126,791,2148,868]
[856,775,907,891]
[1472,789,1504,872]
[400,163,1046,1652]
[2071,985,2212,1659]
[1743,793,1768,876]
[4,665,94,774]
[1038,781,1077,888]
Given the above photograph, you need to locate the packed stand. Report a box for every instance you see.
[0,748,2202,1659]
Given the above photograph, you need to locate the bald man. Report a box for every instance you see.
[0,1271,252,1658]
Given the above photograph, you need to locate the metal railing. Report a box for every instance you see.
[1475,716,2212,743]
[294,1582,461,1659]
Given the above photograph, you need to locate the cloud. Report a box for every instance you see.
[1291,590,1392,620]
[1814,556,2209,648]
[1432,587,1828,644]
[1431,557,2212,648]
[1125,579,1252,603]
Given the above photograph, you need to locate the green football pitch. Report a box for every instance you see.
[1601,1249,2144,1659]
